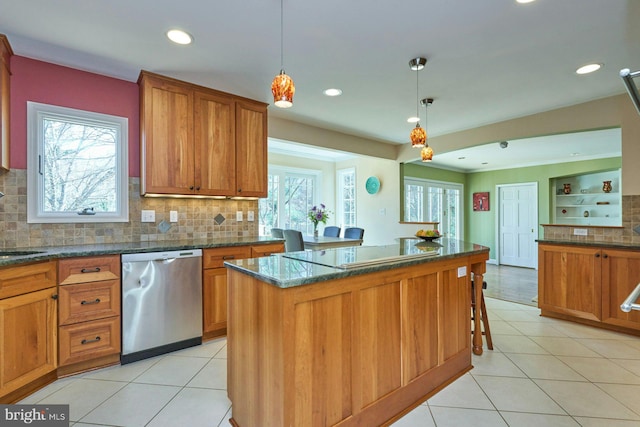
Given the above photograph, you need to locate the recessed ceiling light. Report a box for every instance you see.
[458,157,466,160]
[570,152,581,156]
[323,88,342,97]
[407,116,420,123]
[167,29,193,45]
[516,0,536,4]
[576,63,602,75]
[481,162,488,165]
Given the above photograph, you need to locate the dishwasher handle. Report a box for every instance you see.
[620,283,640,313]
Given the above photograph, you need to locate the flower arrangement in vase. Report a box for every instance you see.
[308,204,331,237]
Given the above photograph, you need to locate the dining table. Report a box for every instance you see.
[302,235,363,250]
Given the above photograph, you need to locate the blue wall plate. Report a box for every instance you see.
[365,176,380,194]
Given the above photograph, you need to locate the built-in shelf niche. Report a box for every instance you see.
[552,169,621,226]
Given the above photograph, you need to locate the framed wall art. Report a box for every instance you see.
[473,192,489,211]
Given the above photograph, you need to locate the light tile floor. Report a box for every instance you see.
[20,297,640,427]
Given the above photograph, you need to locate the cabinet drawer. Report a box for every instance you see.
[251,243,285,258]
[59,255,120,285]
[58,316,121,366]
[203,246,251,269]
[59,280,121,325]
[0,260,57,300]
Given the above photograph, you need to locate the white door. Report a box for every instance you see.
[498,183,537,268]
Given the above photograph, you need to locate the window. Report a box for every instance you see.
[259,166,320,235]
[27,102,128,223]
[337,168,356,228]
[404,178,463,238]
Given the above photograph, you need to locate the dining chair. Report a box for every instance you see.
[344,227,364,241]
[271,228,284,238]
[283,229,305,252]
[323,226,341,237]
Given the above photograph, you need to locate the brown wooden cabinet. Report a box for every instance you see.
[0,34,12,171]
[539,243,640,334]
[538,244,602,322]
[0,261,57,403]
[57,255,121,375]
[139,71,268,197]
[202,244,284,340]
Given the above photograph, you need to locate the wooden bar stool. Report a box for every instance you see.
[471,279,493,350]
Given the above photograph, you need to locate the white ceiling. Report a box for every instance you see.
[1,0,638,152]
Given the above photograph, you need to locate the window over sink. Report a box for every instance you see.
[26,102,129,223]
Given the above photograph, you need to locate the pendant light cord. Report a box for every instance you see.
[415,69,419,120]
[280,0,284,70]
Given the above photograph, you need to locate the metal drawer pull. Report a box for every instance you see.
[81,298,101,305]
[81,336,101,345]
[621,283,640,313]
[223,255,236,260]
[81,267,101,273]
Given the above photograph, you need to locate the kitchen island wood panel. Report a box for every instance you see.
[226,244,488,427]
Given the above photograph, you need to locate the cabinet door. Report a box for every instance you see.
[0,35,10,171]
[203,268,228,337]
[0,287,57,398]
[235,100,267,197]
[602,249,640,330]
[140,74,195,194]
[538,244,601,321]
[250,243,285,258]
[194,90,236,195]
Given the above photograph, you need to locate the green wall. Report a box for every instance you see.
[402,158,622,259]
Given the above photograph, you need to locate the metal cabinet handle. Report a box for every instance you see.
[603,254,609,259]
[189,186,194,190]
[223,255,236,260]
[81,267,101,273]
[81,336,101,345]
[51,294,58,300]
[81,298,101,305]
[595,253,601,258]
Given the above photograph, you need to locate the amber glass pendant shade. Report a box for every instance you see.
[272,70,295,108]
[410,124,426,147]
[421,145,434,162]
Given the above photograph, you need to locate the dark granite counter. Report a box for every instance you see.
[224,238,489,288]
[0,237,283,267]
[537,239,640,251]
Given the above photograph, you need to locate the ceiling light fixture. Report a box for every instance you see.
[419,98,434,162]
[323,88,342,97]
[576,63,602,75]
[166,29,193,45]
[409,57,427,148]
[516,0,536,4]
[271,0,295,108]
[407,116,420,123]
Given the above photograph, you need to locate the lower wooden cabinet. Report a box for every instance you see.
[539,243,640,333]
[0,261,57,403]
[203,243,284,340]
[57,255,121,375]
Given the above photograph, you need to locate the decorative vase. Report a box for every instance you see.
[313,226,318,238]
[602,181,612,193]
[563,183,572,194]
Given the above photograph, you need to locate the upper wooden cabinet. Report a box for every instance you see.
[138,71,268,197]
[0,34,13,172]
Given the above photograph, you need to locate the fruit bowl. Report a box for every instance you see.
[415,235,441,241]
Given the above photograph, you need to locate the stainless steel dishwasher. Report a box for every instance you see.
[121,249,202,364]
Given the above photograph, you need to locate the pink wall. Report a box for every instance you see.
[10,56,140,176]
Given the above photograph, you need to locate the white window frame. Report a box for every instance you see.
[260,165,322,235]
[336,167,356,228]
[404,177,464,238]
[27,102,129,223]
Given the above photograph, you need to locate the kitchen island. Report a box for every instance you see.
[224,238,489,427]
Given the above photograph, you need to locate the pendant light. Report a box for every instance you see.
[420,98,434,162]
[271,0,295,108]
[409,57,427,147]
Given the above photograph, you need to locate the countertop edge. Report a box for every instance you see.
[536,239,640,251]
[225,246,490,289]
[0,238,284,267]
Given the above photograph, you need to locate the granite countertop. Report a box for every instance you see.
[536,239,640,250]
[224,238,489,288]
[0,236,283,267]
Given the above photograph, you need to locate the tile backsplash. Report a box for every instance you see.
[0,170,259,248]
[542,195,640,244]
